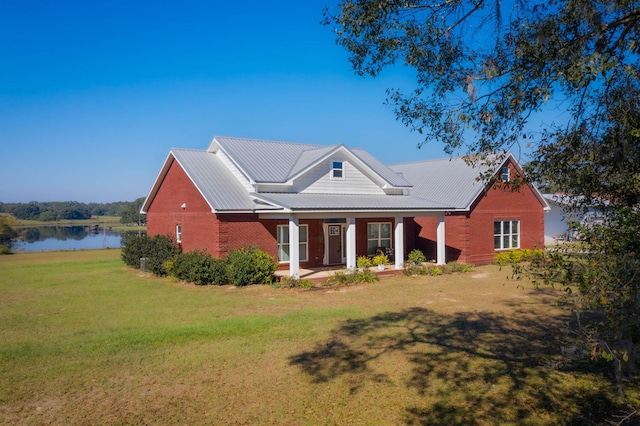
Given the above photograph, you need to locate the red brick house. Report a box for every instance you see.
[141,136,549,276]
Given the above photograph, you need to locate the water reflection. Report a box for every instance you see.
[15,226,144,252]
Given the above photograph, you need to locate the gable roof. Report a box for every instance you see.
[209,136,412,187]
[142,137,548,215]
[390,152,550,211]
[141,148,267,213]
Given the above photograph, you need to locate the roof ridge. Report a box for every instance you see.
[215,135,324,149]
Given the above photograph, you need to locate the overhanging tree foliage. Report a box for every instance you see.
[325,0,640,397]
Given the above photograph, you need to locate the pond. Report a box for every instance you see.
[14,226,144,252]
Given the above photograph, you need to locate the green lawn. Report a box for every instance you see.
[0,250,637,425]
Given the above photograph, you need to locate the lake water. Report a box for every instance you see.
[14,226,143,252]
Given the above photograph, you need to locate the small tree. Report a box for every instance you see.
[0,215,18,254]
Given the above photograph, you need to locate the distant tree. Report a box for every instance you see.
[13,203,41,220]
[119,197,146,225]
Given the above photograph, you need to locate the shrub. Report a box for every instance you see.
[121,234,181,276]
[494,249,545,266]
[356,255,372,268]
[226,246,278,286]
[443,261,473,273]
[171,250,219,285]
[407,249,426,264]
[372,253,389,266]
[403,262,426,276]
[278,276,314,289]
[327,269,379,286]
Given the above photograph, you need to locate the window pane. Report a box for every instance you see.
[494,236,501,249]
[333,161,342,170]
[503,236,509,248]
[333,169,343,178]
[503,221,510,234]
[278,226,289,244]
[278,245,290,262]
[299,225,307,242]
[299,243,307,261]
[494,221,501,234]
[381,223,391,238]
[368,241,378,255]
[380,239,391,249]
[512,221,519,233]
[512,235,518,248]
[368,224,379,239]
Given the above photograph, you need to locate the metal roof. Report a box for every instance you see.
[212,136,325,183]
[211,136,412,187]
[390,156,494,209]
[171,149,258,211]
[143,138,547,215]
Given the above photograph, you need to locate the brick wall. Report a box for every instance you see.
[411,161,546,265]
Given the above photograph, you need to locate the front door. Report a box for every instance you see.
[327,225,342,264]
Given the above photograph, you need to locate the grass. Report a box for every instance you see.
[0,250,637,425]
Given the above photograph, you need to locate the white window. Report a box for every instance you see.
[331,161,344,179]
[501,166,510,182]
[277,224,308,262]
[494,220,519,250]
[176,224,182,243]
[367,222,392,255]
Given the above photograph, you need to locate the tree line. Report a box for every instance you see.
[0,197,146,225]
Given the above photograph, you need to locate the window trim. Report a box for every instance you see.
[277,224,308,263]
[494,220,519,250]
[331,161,344,180]
[367,222,392,255]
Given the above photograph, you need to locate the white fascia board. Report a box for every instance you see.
[170,154,217,213]
[140,151,177,214]
[211,137,256,185]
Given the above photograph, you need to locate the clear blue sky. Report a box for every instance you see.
[1,0,450,203]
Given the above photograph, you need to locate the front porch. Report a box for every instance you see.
[265,212,447,278]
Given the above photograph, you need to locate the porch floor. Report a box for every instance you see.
[274,265,403,283]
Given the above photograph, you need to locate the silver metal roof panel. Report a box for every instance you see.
[171,149,257,211]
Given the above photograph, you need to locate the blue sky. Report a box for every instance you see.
[1,1,449,203]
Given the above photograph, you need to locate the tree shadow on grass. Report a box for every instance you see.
[289,301,627,425]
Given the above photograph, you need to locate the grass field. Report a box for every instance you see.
[0,250,637,425]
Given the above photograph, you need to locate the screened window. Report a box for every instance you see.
[367,222,392,255]
[331,161,344,179]
[277,224,308,262]
[176,224,182,243]
[494,220,519,250]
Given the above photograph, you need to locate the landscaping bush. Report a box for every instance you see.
[407,249,426,264]
[494,248,545,266]
[404,261,473,276]
[226,246,278,286]
[170,250,223,285]
[278,276,314,289]
[356,255,372,268]
[327,269,379,286]
[121,234,181,276]
[443,261,473,273]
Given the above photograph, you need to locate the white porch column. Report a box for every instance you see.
[394,216,404,270]
[288,216,300,278]
[345,216,356,270]
[436,214,446,265]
